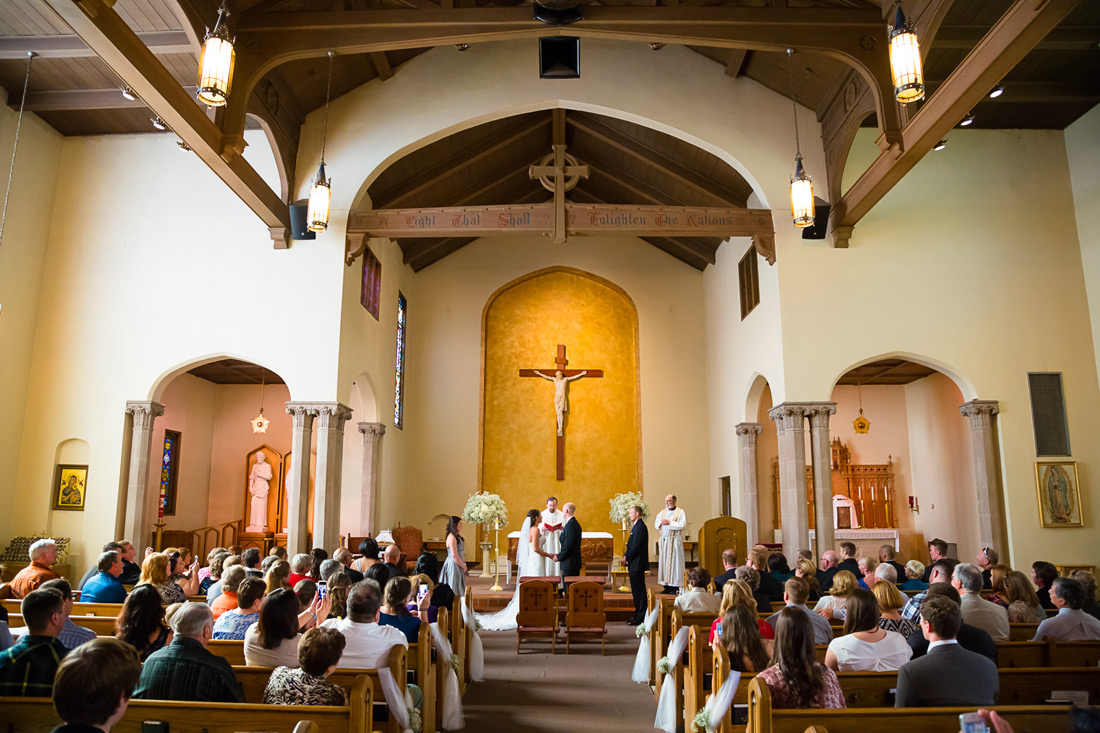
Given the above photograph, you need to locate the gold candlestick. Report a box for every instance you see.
[490,519,503,591]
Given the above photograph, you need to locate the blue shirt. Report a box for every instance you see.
[80,571,127,604]
[212,609,258,640]
[899,579,929,592]
[58,619,96,650]
[380,612,421,643]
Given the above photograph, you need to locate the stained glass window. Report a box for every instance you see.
[361,245,381,320]
[394,292,407,429]
[160,429,181,516]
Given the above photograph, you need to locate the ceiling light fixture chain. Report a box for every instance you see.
[786,48,814,229]
[307,51,336,233]
[0,51,36,255]
[320,50,335,167]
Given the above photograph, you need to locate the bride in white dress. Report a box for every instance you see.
[477,509,550,631]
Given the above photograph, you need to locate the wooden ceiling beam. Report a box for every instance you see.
[403,236,474,269]
[369,51,393,80]
[41,0,291,245]
[725,48,750,78]
[0,31,193,59]
[924,80,1100,105]
[371,114,550,208]
[640,236,709,270]
[571,147,688,207]
[933,25,1100,52]
[11,86,197,111]
[569,111,751,205]
[830,0,1081,247]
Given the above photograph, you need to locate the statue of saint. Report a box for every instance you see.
[532,369,588,436]
[246,451,273,533]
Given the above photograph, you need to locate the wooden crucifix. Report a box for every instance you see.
[519,344,603,480]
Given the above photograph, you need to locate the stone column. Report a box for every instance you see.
[960,400,1006,554]
[358,422,386,536]
[122,401,164,549]
[735,423,763,549]
[807,402,838,562]
[312,403,354,552]
[769,403,809,558]
[285,402,316,555]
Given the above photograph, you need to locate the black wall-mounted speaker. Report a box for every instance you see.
[289,199,316,241]
[539,37,580,79]
[801,198,830,240]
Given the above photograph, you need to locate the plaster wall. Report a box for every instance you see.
[0,93,63,544]
[149,374,218,534]
[779,127,1100,565]
[1066,105,1100,388]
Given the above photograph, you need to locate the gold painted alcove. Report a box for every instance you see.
[479,267,641,536]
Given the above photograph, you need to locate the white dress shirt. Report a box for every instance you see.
[1033,607,1100,642]
[320,617,408,669]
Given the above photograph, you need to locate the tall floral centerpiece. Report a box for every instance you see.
[610,491,649,591]
[463,492,509,585]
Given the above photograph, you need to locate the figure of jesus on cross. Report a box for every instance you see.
[520,344,602,480]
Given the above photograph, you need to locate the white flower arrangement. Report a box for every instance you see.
[450,653,462,672]
[657,656,671,675]
[407,706,423,733]
[609,491,649,524]
[635,624,646,638]
[691,708,710,732]
[462,491,508,527]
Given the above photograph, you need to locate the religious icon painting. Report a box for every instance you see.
[52,464,88,511]
[1035,461,1083,528]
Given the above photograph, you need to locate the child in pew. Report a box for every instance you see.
[263,626,348,706]
[380,577,428,643]
[52,637,142,733]
[757,606,846,710]
[711,604,773,673]
[212,577,265,641]
[709,579,774,644]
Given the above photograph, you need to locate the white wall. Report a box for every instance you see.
[1066,105,1100,387]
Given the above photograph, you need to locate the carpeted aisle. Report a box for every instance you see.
[461,624,658,732]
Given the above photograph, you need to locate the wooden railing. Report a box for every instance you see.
[156,521,241,557]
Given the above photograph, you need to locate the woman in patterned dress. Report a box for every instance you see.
[263,627,348,705]
[758,607,846,709]
[873,580,920,639]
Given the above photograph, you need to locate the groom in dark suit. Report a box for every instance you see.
[556,502,582,595]
[622,505,649,625]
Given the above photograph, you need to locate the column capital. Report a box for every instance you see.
[358,422,387,443]
[735,422,763,436]
[960,399,1000,428]
[805,402,837,429]
[768,403,808,432]
[285,401,317,429]
[312,402,353,431]
[125,400,165,429]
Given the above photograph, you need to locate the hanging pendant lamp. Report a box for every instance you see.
[307,51,336,233]
[786,49,814,229]
[888,2,925,104]
[197,1,235,107]
[251,369,270,434]
[852,374,871,434]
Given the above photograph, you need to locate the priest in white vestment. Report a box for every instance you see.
[654,494,686,594]
[540,497,565,576]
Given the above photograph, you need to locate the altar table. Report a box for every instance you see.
[507,531,614,564]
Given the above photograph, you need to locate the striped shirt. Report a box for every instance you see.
[0,634,68,697]
[133,636,244,703]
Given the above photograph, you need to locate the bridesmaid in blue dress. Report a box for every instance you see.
[439,515,467,598]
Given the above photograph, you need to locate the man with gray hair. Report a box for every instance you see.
[874,562,898,585]
[319,558,343,583]
[879,544,908,582]
[952,562,1008,641]
[11,539,60,599]
[1033,578,1100,641]
[333,547,364,583]
[134,602,244,702]
[288,553,313,586]
[817,550,840,592]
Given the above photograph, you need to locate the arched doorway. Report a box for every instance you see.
[744,374,778,546]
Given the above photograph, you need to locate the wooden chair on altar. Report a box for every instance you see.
[565,580,606,654]
[516,579,559,653]
[391,525,423,572]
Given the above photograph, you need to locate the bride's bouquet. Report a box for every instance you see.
[609,491,649,524]
[462,491,509,527]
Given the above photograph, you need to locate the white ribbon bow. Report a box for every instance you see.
[430,621,465,730]
[653,626,690,733]
[631,606,661,684]
[460,595,485,681]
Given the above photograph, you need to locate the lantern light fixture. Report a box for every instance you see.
[307,51,336,233]
[250,369,270,434]
[150,116,167,131]
[786,48,814,229]
[888,2,925,104]
[989,83,1005,99]
[120,86,136,101]
[959,112,975,127]
[933,138,948,151]
[197,1,235,107]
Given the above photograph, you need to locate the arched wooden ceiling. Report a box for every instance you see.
[365,108,756,271]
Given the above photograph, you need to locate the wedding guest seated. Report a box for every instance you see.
[51,638,142,733]
[77,542,124,591]
[1032,561,1059,609]
[319,559,343,584]
[857,557,878,589]
[901,558,957,622]
[907,584,997,664]
[0,608,13,651]
[710,579,773,643]
[675,568,722,614]
[922,539,950,583]
[1003,570,1046,623]
[115,585,172,662]
[1032,577,1100,641]
[133,602,244,703]
[348,539,380,579]
[880,545,908,583]
[139,553,186,605]
[206,554,241,603]
[10,539,61,599]
[212,577,265,640]
[713,549,738,591]
[245,587,331,667]
[260,555,279,575]
[295,578,318,609]
[380,577,423,642]
[767,578,833,645]
[768,553,793,585]
[263,627,348,705]
[749,548,784,603]
[816,551,839,593]
[309,549,328,582]
[197,547,226,587]
[899,560,928,591]
[270,546,288,561]
[364,563,391,590]
[166,550,200,597]
[39,579,96,650]
[873,580,920,639]
[1071,570,1100,621]
[0,588,68,696]
[824,588,912,672]
[228,545,243,557]
[987,564,1011,607]
[241,548,263,579]
[430,583,455,613]
[954,563,1009,642]
[758,607,845,709]
[382,545,405,582]
[210,566,246,620]
[812,570,857,620]
[288,555,313,587]
[735,565,772,614]
[327,573,352,620]
[266,560,293,594]
[895,596,998,708]
[711,604,773,673]
[321,581,423,711]
[116,542,143,586]
[976,546,998,588]
[201,552,228,595]
[407,574,438,623]
[793,558,821,603]
[78,551,127,604]
[836,542,861,577]
[334,548,364,583]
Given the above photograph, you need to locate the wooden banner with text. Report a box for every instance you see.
[347,203,773,239]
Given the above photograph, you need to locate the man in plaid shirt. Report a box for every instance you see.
[0,588,69,696]
[902,558,958,622]
[133,602,244,702]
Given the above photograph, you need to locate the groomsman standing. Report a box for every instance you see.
[622,505,649,625]
[654,495,686,594]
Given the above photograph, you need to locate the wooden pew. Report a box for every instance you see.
[462,586,476,684]
[1009,623,1039,641]
[656,608,716,702]
[684,625,715,733]
[450,594,468,693]
[1,676,370,733]
[3,599,123,617]
[9,614,117,636]
[437,605,453,727]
